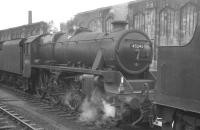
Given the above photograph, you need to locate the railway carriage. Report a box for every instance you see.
[154,1,200,130]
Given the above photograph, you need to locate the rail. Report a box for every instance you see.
[0,103,44,130]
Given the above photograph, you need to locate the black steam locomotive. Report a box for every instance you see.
[0,21,155,126]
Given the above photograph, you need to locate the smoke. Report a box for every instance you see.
[102,100,116,119]
[79,89,116,125]
[79,98,99,122]
[79,88,103,122]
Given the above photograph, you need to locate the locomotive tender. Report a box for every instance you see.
[0,21,155,125]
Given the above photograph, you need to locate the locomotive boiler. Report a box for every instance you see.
[36,21,152,76]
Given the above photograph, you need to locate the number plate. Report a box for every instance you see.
[125,39,145,49]
[130,43,144,49]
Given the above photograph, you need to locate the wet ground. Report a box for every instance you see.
[0,84,161,130]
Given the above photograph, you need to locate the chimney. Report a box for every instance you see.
[28,11,32,24]
[111,20,127,32]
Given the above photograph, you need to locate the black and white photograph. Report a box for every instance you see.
[0,0,199,129]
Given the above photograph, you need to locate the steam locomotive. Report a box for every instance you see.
[0,21,155,126]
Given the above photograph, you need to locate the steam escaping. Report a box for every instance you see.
[102,99,116,119]
[78,76,117,127]
[79,90,116,126]
[79,98,99,122]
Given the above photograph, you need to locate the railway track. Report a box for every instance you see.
[0,85,161,130]
[0,85,80,120]
[0,103,44,130]
[0,85,119,129]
